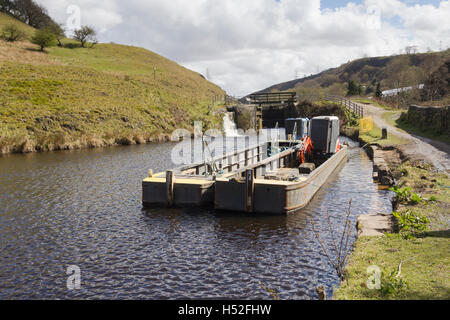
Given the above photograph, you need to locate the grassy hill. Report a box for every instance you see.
[0,11,35,38]
[253,49,450,99]
[0,12,225,153]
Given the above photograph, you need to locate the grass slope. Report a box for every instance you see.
[0,12,35,39]
[0,12,225,153]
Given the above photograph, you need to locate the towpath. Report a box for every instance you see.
[356,102,450,174]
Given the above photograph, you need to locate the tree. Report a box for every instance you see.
[421,60,450,102]
[405,46,418,55]
[347,80,360,96]
[1,0,55,29]
[73,26,96,48]
[31,27,56,51]
[375,82,382,98]
[0,0,14,13]
[13,0,52,28]
[1,24,25,41]
[46,22,65,47]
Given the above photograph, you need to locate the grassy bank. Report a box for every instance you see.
[381,111,450,146]
[334,124,450,300]
[358,121,410,146]
[0,12,226,153]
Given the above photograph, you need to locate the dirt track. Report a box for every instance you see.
[358,103,450,174]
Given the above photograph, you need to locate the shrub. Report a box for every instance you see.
[392,210,430,234]
[1,24,25,42]
[46,22,65,47]
[31,27,56,51]
[380,268,407,296]
[389,186,425,204]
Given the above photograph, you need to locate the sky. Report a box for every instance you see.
[35,0,450,96]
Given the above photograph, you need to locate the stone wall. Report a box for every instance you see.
[228,105,256,131]
[401,105,450,135]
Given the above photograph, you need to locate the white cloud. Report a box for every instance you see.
[36,0,450,96]
[38,0,123,34]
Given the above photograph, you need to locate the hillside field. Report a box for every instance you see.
[0,12,225,153]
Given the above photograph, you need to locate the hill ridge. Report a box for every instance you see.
[249,50,450,97]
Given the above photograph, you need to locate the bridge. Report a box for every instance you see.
[247,92,297,129]
[239,92,364,130]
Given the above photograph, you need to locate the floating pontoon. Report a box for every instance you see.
[143,116,347,214]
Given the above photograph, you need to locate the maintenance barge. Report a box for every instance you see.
[142,116,347,214]
[142,140,302,208]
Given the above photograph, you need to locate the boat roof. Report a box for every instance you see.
[312,116,339,121]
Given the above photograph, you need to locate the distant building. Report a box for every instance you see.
[382,84,424,97]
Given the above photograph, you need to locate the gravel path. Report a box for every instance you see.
[358,103,450,174]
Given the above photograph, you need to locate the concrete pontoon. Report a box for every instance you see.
[143,114,347,214]
[142,140,303,208]
[214,145,348,214]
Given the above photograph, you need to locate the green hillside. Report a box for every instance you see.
[0,11,35,38]
[0,12,225,153]
[254,50,450,98]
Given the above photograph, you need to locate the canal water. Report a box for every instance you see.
[0,136,392,299]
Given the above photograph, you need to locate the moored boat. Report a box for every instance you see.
[214,145,347,214]
[143,115,347,214]
[142,140,303,208]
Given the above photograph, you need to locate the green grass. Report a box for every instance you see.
[359,122,410,146]
[334,163,450,300]
[0,12,35,39]
[352,98,373,105]
[382,111,402,127]
[334,235,449,300]
[371,100,398,111]
[381,111,450,145]
[0,13,226,153]
[395,116,450,146]
[351,97,398,111]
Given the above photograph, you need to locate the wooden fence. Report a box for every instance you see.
[297,94,364,118]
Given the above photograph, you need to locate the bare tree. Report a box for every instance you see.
[422,60,450,102]
[13,0,52,28]
[405,46,418,55]
[310,200,354,281]
[73,26,97,48]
